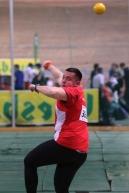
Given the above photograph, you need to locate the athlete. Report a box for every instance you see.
[24,60,89,193]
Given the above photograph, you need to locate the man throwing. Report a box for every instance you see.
[24,60,89,193]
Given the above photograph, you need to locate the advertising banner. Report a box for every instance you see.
[0,58,39,75]
[0,89,99,125]
[85,89,99,123]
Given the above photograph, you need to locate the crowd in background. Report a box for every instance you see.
[0,63,55,90]
[0,61,129,125]
[15,63,55,89]
[90,62,129,125]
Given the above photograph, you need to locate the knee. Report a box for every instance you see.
[24,152,34,167]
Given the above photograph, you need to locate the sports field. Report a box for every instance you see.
[0,126,129,193]
[0,0,129,192]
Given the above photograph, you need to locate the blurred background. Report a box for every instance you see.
[0,0,129,126]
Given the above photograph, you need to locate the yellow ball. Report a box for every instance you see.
[93,2,106,15]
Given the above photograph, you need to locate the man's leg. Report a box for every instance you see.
[24,139,87,193]
[54,153,87,193]
[24,139,63,193]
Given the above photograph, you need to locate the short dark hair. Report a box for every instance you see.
[28,63,33,68]
[65,67,82,81]
[94,63,99,69]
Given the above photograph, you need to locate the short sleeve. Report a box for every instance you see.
[63,87,79,105]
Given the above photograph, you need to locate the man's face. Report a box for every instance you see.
[61,71,80,87]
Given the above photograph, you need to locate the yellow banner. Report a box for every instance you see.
[17,91,55,125]
[0,58,40,75]
[86,89,99,123]
[0,91,12,125]
[0,89,99,125]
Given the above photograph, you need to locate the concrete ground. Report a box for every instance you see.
[0,128,129,193]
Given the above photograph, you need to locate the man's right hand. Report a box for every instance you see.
[43,60,53,70]
[42,60,63,86]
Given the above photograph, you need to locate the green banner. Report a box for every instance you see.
[0,89,99,125]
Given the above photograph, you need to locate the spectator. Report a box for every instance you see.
[119,62,126,77]
[32,63,45,85]
[90,63,99,88]
[101,81,129,125]
[14,64,24,90]
[92,67,105,122]
[101,82,115,125]
[24,63,36,89]
[109,63,119,78]
[92,67,105,89]
[0,75,11,90]
[123,66,129,109]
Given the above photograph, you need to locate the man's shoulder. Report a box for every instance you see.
[63,86,84,99]
[64,86,83,92]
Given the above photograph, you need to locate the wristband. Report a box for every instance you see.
[35,84,39,93]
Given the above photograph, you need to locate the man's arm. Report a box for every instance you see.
[43,60,63,86]
[29,84,67,101]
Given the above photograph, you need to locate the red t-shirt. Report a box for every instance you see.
[54,86,89,153]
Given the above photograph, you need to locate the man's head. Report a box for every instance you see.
[62,67,82,87]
